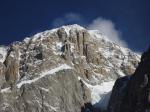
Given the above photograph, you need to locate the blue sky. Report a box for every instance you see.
[0,0,150,52]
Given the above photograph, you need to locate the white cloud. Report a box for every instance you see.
[52,13,83,27]
[52,14,127,47]
[88,17,127,47]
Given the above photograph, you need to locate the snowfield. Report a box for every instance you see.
[78,76,115,110]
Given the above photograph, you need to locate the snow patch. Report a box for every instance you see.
[70,43,75,52]
[56,42,64,50]
[89,30,110,42]
[78,76,81,80]
[79,77,115,110]
[117,70,126,77]
[39,87,49,92]
[23,37,31,44]
[1,87,11,93]
[89,81,115,105]
[62,24,85,35]
[49,105,58,111]
[52,42,64,55]
[0,47,7,63]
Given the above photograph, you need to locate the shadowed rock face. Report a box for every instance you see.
[0,25,140,112]
[108,47,150,112]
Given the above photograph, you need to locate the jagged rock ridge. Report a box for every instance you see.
[0,24,140,112]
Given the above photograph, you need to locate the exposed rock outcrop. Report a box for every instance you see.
[0,24,140,112]
[0,62,6,88]
[4,45,20,88]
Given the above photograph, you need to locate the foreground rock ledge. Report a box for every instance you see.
[108,47,150,112]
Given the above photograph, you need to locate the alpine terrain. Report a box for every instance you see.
[0,24,141,112]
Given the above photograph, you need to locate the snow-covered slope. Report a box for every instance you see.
[78,76,115,110]
[0,24,140,112]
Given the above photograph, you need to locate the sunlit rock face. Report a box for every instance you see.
[0,24,140,112]
[108,47,150,112]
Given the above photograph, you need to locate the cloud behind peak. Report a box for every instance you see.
[52,13,127,47]
[52,13,83,27]
[88,17,127,47]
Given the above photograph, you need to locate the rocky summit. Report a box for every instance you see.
[0,24,140,112]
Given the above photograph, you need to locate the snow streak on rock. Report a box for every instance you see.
[17,64,72,88]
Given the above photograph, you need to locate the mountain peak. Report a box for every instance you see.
[61,24,85,30]
[0,24,141,112]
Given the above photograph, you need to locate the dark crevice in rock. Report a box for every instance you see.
[81,102,93,112]
[35,53,43,60]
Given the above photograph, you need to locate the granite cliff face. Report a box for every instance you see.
[0,24,140,112]
[108,48,150,112]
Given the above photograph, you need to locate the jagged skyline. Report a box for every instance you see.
[0,0,150,52]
